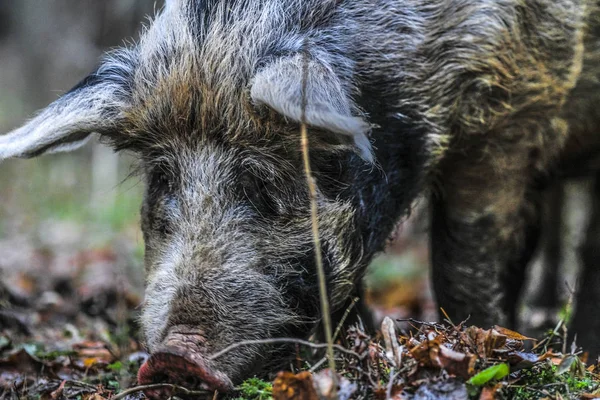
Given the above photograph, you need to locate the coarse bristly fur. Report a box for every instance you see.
[2,0,600,387]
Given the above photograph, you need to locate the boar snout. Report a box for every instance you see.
[138,327,234,397]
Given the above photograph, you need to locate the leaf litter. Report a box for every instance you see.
[1,227,599,399]
[2,264,600,400]
[270,316,600,400]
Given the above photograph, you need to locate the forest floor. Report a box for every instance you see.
[0,207,599,400]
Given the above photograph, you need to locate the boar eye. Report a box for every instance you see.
[148,165,175,196]
[145,165,178,237]
[239,172,279,217]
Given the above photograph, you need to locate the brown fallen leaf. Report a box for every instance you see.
[373,385,406,400]
[74,341,114,362]
[408,330,475,378]
[493,326,533,341]
[551,357,565,366]
[479,383,503,400]
[479,386,495,400]
[582,392,600,399]
[580,352,590,365]
[83,394,108,400]
[462,326,520,358]
[70,341,114,371]
[273,371,318,400]
[435,345,476,379]
[588,365,596,373]
[391,390,410,400]
[409,331,444,367]
[484,330,507,358]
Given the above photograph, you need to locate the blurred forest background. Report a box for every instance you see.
[0,0,591,340]
[0,1,163,313]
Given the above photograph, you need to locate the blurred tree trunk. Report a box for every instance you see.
[0,3,9,40]
[0,0,162,223]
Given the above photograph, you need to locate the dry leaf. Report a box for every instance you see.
[410,331,444,366]
[479,383,502,400]
[436,345,476,379]
[74,341,114,363]
[588,365,596,373]
[273,371,318,400]
[83,394,108,400]
[492,326,533,341]
[463,327,508,358]
[409,330,475,378]
[581,392,600,399]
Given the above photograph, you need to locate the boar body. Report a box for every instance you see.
[1,0,600,391]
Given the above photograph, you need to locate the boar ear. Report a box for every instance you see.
[0,70,128,160]
[250,54,373,162]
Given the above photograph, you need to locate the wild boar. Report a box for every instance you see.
[1,0,599,393]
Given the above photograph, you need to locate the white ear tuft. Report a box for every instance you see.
[0,73,127,161]
[250,54,373,162]
[0,106,95,160]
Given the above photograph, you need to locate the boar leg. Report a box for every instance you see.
[502,189,543,328]
[532,183,564,310]
[430,139,545,328]
[572,173,600,359]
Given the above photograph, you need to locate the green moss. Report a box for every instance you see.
[230,377,273,400]
[35,349,78,360]
[107,361,123,372]
[497,362,599,400]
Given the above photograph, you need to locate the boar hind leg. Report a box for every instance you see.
[572,173,600,359]
[502,190,544,328]
[532,183,564,310]
[430,139,546,328]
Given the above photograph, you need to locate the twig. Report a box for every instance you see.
[440,307,454,327]
[385,368,395,400]
[333,297,359,342]
[300,38,337,391]
[111,383,211,400]
[309,356,328,373]
[396,318,439,328]
[386,368,402,400]
[208,338,362,361]
[62,380,98,390]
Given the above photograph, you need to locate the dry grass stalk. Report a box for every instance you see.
[300,39,338,392]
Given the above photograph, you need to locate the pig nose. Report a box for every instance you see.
[138,344,234,398]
